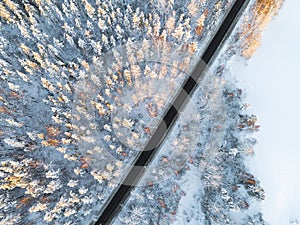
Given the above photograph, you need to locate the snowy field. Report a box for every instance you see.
[231,0,300,224]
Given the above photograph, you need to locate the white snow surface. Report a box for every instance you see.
[173,165,205,225]
[230,0,300,224]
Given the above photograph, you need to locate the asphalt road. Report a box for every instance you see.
[96,0,250,224]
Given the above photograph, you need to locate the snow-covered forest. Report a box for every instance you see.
[0,0,283,224]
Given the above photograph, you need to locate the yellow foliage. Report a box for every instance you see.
[241,0,284,58]
[3,0,17,11]
[0,3,12,22]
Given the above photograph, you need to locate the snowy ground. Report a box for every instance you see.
[230,1,300,224]
[172,165,205,225]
